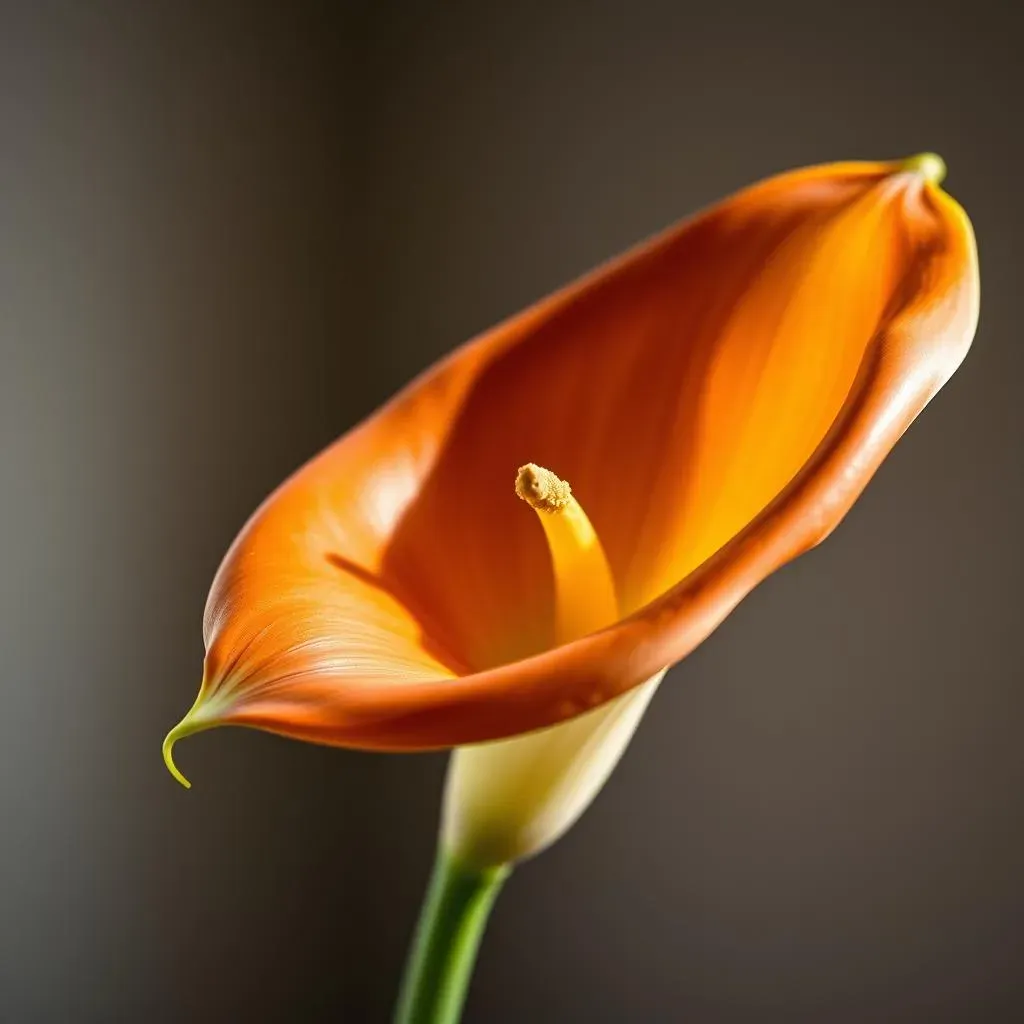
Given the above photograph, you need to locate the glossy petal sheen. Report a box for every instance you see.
[177,159,978,757]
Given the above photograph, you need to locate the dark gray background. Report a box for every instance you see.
[3,1,1022,1021]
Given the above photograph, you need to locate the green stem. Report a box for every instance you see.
[394,847,510,1024]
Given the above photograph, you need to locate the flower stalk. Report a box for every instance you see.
[394,848,510,1024]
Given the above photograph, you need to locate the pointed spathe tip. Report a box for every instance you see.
[163,688,227,789]
[899,152,947,186]
[163,724,193,788]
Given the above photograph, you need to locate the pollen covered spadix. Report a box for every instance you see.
[513,462,618,646]
[515,463,572,512]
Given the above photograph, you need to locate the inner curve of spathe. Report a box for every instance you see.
[356,361,866,679]
[364,364,870,678]
[357,187,908,676]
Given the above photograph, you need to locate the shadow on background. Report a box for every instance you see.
[2,1,1022,1021]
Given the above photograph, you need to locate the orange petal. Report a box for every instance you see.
[166,156,978,773]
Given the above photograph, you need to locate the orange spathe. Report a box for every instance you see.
[166,156,979,779]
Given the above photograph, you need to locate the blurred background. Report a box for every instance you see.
[3,1,1022,1020]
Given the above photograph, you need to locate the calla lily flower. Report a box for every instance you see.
[166,154,978,1023]
[166,152,977,775]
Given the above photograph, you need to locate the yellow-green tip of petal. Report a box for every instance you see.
[162,721,194,788]
[163,689,223,789]
[900,152,947,185]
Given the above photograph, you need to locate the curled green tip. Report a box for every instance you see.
[163,724,193,788]
[900,152,947,185]
[163,690,224,789]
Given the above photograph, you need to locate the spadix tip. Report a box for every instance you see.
[515,463,572,513]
